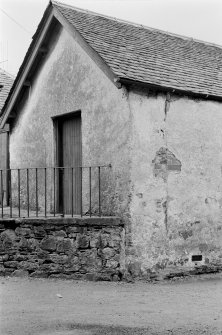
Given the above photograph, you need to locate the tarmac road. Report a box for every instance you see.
[1,274,222,335]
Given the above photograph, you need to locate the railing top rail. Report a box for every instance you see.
[0,164,112,171]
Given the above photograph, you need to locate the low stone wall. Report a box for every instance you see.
[0,217,125,281]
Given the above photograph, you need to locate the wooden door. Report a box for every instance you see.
[0,130,9,205]
[57,112,82,214]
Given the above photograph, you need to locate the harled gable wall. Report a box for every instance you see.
[126,88,222,279]
[9,25,132,219]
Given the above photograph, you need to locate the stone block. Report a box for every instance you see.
[83,250,102,269]
[54,230,67,239]
[11,269,29,277]
[95,273,112,281]
[40,236,57,251]
[76,235,89,249]
[39,263,63,273]
[29,238,39,250]
[102,247,116,259]
[89,235,100,248]
[0,240,4,253]
[19,261,39,272]
[66,226,80,234]
[106,259,119,269]
[128,261,142,277]
[0,254,9,262]
[112,274,120,282]
[33,226,46,239]
[100,234,109,248]
[14,254,28,261]
[15,227,32,238]
[49,254,69,264]
[63,263,80,273]
[1,229,17,241]
[4,268,14,276]
[4,261,19,268]
[57,239,73,254]
[36,249,50,260]
[18,237,30,251]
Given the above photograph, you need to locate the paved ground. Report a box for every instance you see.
[1,274,222,335]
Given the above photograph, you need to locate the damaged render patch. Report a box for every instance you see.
[153,147,181,179]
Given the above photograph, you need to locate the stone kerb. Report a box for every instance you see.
[0,217,125,281]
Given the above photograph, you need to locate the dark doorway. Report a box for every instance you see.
[54,111,82,214]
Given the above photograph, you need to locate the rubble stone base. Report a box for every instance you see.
[0,217,125,281]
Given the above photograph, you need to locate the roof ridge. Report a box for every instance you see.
[52,0,222,50]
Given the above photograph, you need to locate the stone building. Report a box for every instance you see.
[1,0,222,279]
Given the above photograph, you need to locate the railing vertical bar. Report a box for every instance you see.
[36,168,38,217]
[71,167,73,218]
[98,166,101,217]
[10,170,12,218]
[53,168,55,217]
[62,168,65,218]
[89,167,91,217]
[1,170,3,218]
[27,169,29,217]
[80,167,82,217]
[45,167,47,217]
[18,169,20,218]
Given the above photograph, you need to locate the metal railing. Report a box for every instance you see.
[0,164,112,218]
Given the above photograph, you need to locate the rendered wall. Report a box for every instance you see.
[127,88,222,279]
[9,25,131,217]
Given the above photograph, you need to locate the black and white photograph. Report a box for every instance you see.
[0,0,222,334]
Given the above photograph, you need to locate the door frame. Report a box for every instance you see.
[0,124,10,206]
[52,110,82,213]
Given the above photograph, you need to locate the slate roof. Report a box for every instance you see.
[53,0,222,98]
[1,0,222,125]
[0,68,14,114]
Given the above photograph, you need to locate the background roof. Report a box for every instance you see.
[0,68,14,114]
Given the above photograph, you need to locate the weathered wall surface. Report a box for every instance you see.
[10,24,131,216]
[0,217,124,280]
[127,88,222,279]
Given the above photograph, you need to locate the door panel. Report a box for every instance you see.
[57,113,82,214]
[0,131,9,205]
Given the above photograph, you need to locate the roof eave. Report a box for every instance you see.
[119,78,222,102]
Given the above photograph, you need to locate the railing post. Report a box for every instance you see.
[80,166,82,217]
[1,170,3,218]
[98,166,101,217]
[27,169,29,217]
[10,169,12,218]
[35,168,38,217]
[89,167,91,217]
[53,167,55,217]
[18,169,20,218]
[44,168,47,217]
[71,167,73,217]
[62,168,65,217]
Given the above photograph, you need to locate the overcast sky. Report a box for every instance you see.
[0,0,222,76]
